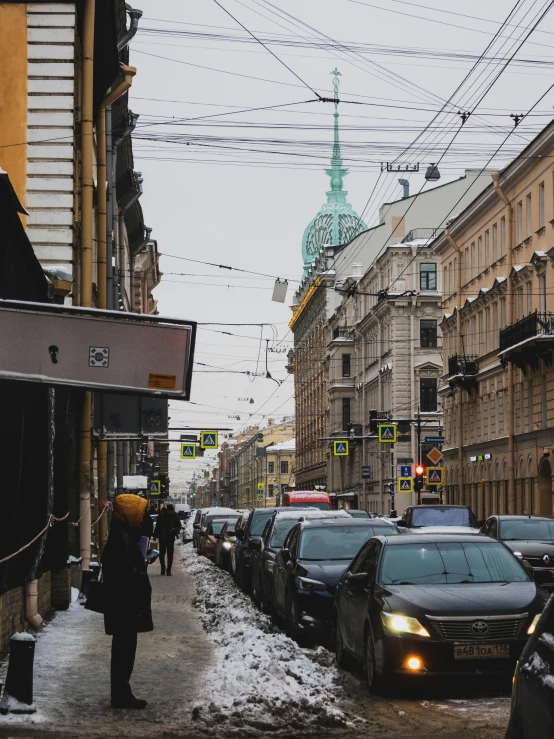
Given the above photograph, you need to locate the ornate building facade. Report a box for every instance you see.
[435,120,554,519]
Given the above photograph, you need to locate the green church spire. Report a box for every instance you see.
[301,69,367,277]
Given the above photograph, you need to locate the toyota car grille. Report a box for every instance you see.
[426,614,528,641]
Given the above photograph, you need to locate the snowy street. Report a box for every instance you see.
[0,536,512,739]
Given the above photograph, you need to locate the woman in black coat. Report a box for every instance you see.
[102,494,153,709]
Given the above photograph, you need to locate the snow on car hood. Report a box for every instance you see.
[404,526,481,535]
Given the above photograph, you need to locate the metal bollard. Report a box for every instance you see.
[0,633,37,714]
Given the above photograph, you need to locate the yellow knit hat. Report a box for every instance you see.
[112,494,148,529]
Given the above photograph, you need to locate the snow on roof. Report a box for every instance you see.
[512,264,525,272]
[267,439,295,452]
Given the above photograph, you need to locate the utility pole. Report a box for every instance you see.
[416,409,422,505]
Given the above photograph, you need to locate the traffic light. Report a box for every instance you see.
[414,464,425,492]
[369,409,378,434]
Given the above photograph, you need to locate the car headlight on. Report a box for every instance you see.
[513,551,523,558]
[382,612,430,637]
[527,614,541,635]
[295,576,327,591]
[223,542,233,551]
[265,561,275,572]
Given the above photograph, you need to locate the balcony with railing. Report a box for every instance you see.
[447,354,478,392]
[499,311,554,373]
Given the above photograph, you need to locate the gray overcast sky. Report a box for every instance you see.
[129,0,554,490]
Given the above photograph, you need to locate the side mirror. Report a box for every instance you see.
[397,520,407,527]
[477,519,486,528]
[235,529,244,539]
[250,539,261,551]
[521,560,534,580]
[345,572,369,588]
[281,548,290,563]
[193,523,200,529]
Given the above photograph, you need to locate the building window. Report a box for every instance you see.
[464,247,469,283]
[420,319,437,348]
[268,461,274,474]
[280,461,289,474]
[485,229,490,267]
[539,181,545,229]
[420,378,438,412]
[526,194,532,238]
[342,397,351,430]
[478,235,483,272]
[501,216,506,256]
[517,201,523,243]
[470,242,476,278]
[420,263,437,290]
[492,223,498,262]
[342,353,351,378]
[539,272,547,313]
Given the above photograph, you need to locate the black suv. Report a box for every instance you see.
[250,509,349,613]
[234,507,277,592]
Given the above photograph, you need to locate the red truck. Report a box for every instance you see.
[280,490,331,511]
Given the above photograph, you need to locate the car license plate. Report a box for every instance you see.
[454,644,510,659]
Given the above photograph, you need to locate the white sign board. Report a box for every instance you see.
[122,475,148,490]
[0,300,196,399]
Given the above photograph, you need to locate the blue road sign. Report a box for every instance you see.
[378,424,397,443]
[200,431,219,449]
[400,465,412,477]
[362,465,371,480]
[424,436,445,444]
[333,440,349,456]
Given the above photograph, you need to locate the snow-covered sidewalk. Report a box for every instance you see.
[181,542,354,734]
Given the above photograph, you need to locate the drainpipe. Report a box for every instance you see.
[445,230,465,506]
[79,0,95,570]
[96,65,136,310]
[117,5,143,51]
[106,105,114,310]
[492,172,515,514]
[96,68,135,552]
[25,580,43,629]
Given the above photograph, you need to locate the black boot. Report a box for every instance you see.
[160,563,166,576]
[167,567,172,576]
[111,693,147,710]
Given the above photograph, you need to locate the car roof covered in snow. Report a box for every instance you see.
[298,517,395,530]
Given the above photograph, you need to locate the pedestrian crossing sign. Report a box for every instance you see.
[333,440,349,456]
[378,424,397,443]
[200,431,219,449]
[397,477,413,493]
[180,443,196,459]
[257,482,265,502]
[426,467,444,485]
[150,479,161,495]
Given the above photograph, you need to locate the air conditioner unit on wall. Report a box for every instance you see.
[0,299,196,399]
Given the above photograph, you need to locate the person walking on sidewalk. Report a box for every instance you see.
[102,494,154,709]
[154,503,181,576]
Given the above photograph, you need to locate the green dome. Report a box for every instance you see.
[301,69,367,276]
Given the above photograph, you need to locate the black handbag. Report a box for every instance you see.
[84,571,106,614]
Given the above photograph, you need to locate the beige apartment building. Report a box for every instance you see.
[435,119,554,519]
[327,238,443,513]
[265,439,296,498]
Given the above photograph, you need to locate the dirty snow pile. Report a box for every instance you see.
[181,543,354,733]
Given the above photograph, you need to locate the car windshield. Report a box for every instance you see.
[290,502,329,510]
[205,514,239,528]
[411,507,475,528]
[501,519,554,541]
[347,510,370,518]
[210,522,226,536]
[270,519,298,548]
[251,511,274,536]
[299,525,378,561]
[380,541,528,585]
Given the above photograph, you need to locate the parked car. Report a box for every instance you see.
[215,520,238,572]
[272,517,399,642]
[505,591,554,738]
[192,508,209,549]
[334,534,547,692]
[345,509,370,518]
[197,508,241,555]
[481,515,554,588]
[397,505,481,535]
[250,509,350,612]
[230,513,249,577]
[234,507,278,592]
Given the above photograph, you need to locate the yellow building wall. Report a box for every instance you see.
[0,4,28,207]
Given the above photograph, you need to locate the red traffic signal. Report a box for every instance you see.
[415,464,425,476]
